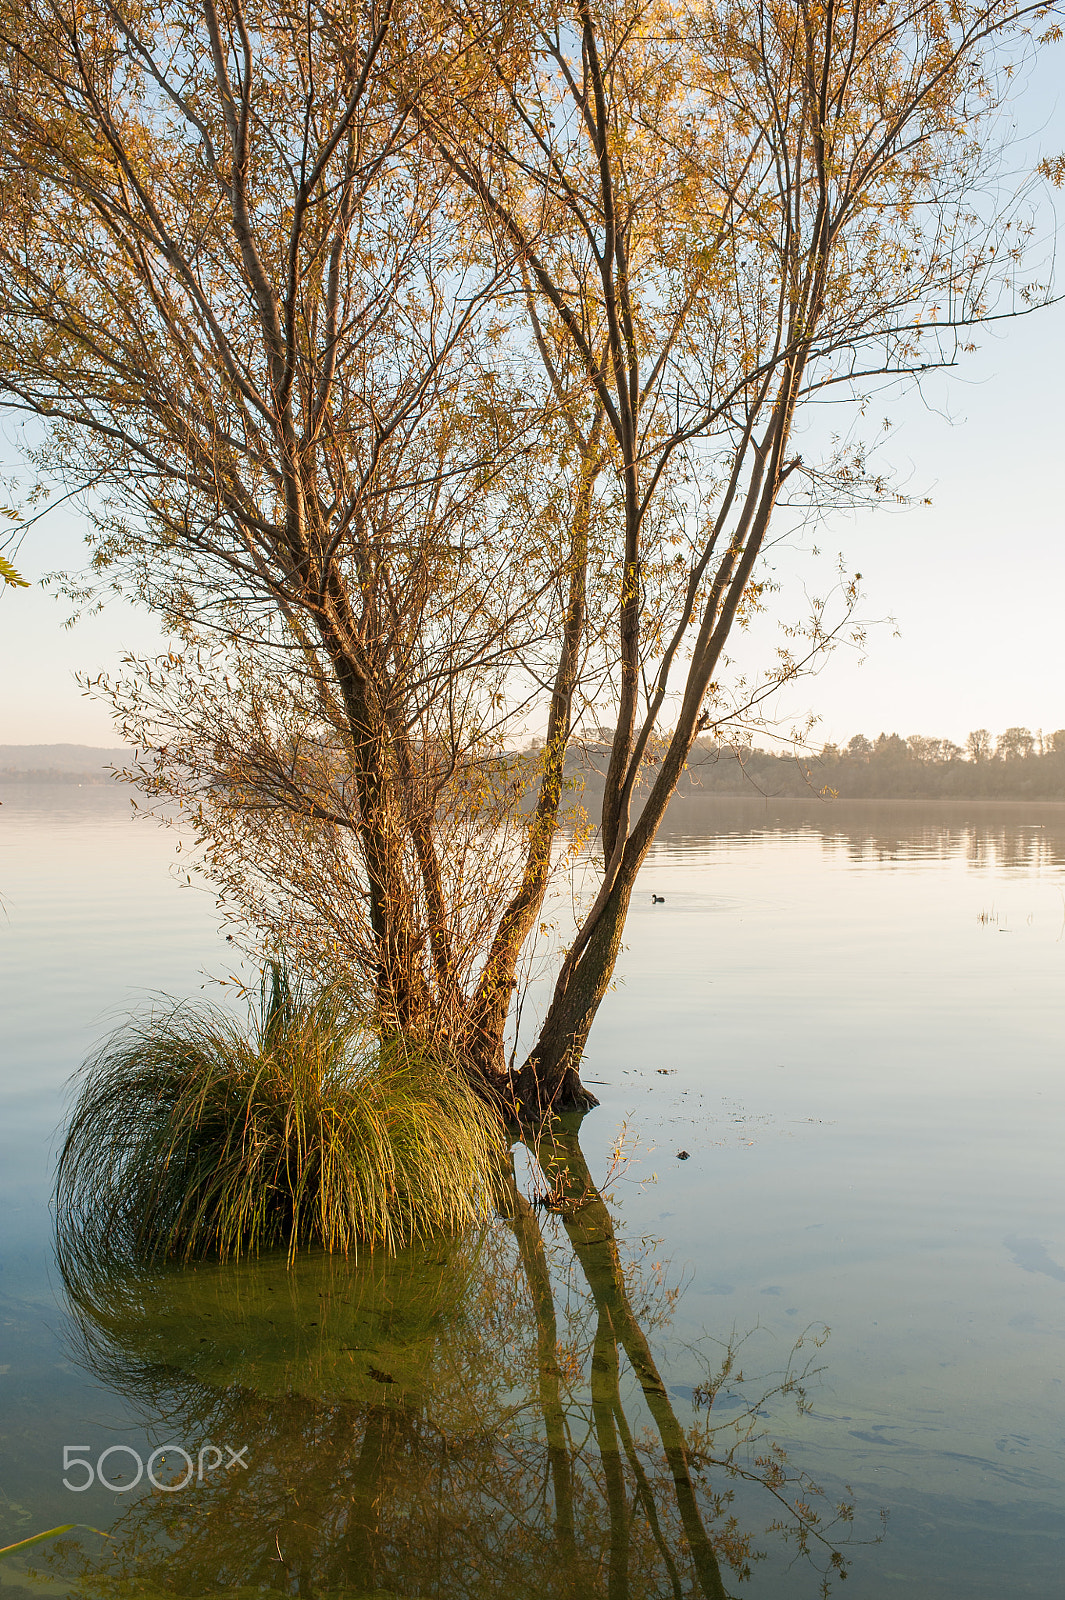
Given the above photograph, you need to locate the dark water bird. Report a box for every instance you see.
[652,894,665,903]
[676,1150,690,1161]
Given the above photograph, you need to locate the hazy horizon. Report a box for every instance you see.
[3,723,1062,773]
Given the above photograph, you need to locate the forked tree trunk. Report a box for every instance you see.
[517,369,806,1115]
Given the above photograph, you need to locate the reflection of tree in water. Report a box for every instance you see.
[54,1125,860,1599]
[822,819,1063,873]
[658,796,1065,875]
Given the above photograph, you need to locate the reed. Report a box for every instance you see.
[55,966,506,1263]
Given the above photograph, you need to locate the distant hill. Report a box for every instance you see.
[0,744,129,782]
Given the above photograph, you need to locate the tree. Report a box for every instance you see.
[997,725,1036,759]
[907,735,962,762]
[413,0,1057,1107]
[0,0,587,1079]
[966,728,994,762]
[0,0,1057,1113]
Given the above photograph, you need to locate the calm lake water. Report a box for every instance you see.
[1,785,1063,1598]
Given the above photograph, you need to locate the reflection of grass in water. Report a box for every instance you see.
[55,968,506,1264]
[47,1137,870,1600]
[62,1591,426,1600]
[5,1579,429,1600]
[49,1223,548,1600]
[61,1230,496,1411]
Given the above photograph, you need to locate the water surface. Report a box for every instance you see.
[2,786,1063,1596]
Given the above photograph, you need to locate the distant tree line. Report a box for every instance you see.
[673,727,1065,799]
[7,730,1063,803]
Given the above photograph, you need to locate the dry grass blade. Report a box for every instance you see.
[55,968,507,1264]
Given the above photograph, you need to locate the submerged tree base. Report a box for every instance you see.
[510,1060,600,1121]
[54,969,508,1265]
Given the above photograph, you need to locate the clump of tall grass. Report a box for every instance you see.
[55,966,507,1264]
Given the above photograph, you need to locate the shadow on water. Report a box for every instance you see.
[39,1123,867,1600]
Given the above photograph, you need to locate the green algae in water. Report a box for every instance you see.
[62,1232,494,1410]
[43,1143,866,1600]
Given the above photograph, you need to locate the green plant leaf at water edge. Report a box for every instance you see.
[0,1525,108,1558]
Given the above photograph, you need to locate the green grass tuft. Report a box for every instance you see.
[55,968,507,1264]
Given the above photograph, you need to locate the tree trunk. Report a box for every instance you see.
[329,644,430,1030]
[514,719,695,1114]
[512,870,637,1115]
[463,424,601,1083]
[503,1176,581,1580]
[536,1123,729,1600]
